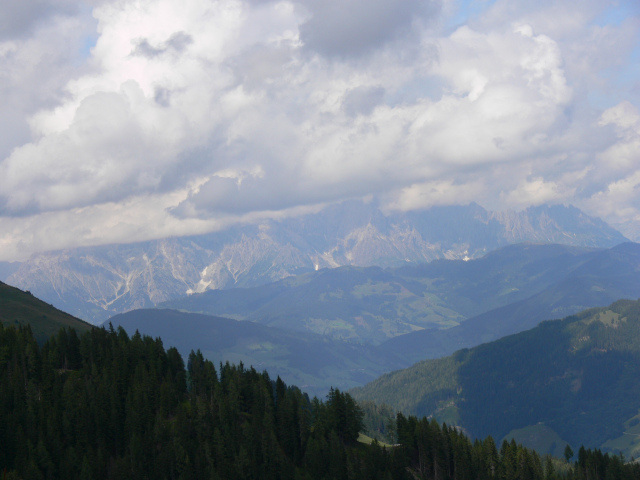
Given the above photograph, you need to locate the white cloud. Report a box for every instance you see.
[0,0,82,41]
[383,179,486,212]
[1,0,640,259]
[581,101,640,239]
[502,177,571,207]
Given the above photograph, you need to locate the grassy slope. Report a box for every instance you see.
[601,410,640,459]
[501,425,569,458]
[0,281,92,343]
[357,433,395,447]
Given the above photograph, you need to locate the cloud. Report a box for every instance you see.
[0,81,192,214]
[0,4,96,160]
[1,0,640,260]
[298,0,441,58]
[0,0,80,41]
[227,43,295,90]
[342,85,386,117]
[131,31,193,58]
[382,179,487,212]
[175,19,580,218]
[502,177,571,207]
[0,189,222,261]
[580,101,640,239]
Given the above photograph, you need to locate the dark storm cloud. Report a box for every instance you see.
[299,0,441,57]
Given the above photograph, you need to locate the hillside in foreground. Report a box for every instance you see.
[351,298,640,459]
[0,281,92,343]
[2,321,638,480]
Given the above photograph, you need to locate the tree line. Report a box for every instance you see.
[1,322,638,479]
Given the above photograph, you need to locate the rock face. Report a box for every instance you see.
[7,201,628,324]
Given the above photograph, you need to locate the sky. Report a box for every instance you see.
[0,0,639,261]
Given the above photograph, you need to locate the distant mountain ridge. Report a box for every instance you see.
[161,243,640,348]
[109,242,640,398]
[7,201,627,323]
[378,241,640,363]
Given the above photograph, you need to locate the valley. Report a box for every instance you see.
[108,308,406,398]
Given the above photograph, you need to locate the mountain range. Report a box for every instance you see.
[108,242,640,397]
[4,236,631,398]
[4,245,640,460]
[379,241,640,363]
[161,242,640,349]
[4,202,627,324]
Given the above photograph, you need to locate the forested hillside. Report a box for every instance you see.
[0,323,371,479]
[352,299,640,459]
[3,322,638,479]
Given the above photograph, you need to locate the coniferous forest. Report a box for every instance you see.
[2,322,639,480]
